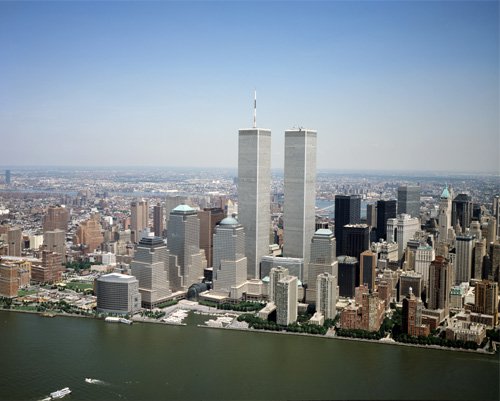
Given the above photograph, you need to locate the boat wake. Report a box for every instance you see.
[85,378,107,385]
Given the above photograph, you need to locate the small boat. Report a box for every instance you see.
[50,387,71,399]
[85,378,100,384]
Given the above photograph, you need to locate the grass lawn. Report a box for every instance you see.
[66,281,94,291]
[17,289,38,297]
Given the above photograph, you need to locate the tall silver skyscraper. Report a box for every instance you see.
[238,127,271,279]
[283,128,317,266]
[397,185,421,219]
[167,205,207,292]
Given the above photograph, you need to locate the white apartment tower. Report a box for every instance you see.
[276,275,298,326]
[238,126,271,279]
[130,236,171,308]
[167,205,207,292]
[414,244,435,287]
[212,217,248,298]
[316,272,338,320]
[283,129,317,265]
[269,266,289,303]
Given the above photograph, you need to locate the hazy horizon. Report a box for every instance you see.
[1,1,498,173]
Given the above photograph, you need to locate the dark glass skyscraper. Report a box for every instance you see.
[376,200,397,241]
[397,185,421,219]
[342,224,370,259]
[452,194,473,232]
[334,195,361,256]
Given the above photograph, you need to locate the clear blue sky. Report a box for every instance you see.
[1,0,498,172]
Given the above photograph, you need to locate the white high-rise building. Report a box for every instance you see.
[414,244,435,287]
[438,186,452,243]
[276,275,298,326]
[387,214,420,260]
[269,266,289,303]
[316,272,338,320]
[283,129,317,266]
[306,228,338,303]
[130,236,171,308]
[455,234,474,284]
[212,217,248,298]
[167,205,207,292]
[238,128,271,279]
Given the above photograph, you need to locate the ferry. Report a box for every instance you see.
[50,387,71,399]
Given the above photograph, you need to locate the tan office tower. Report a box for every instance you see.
[43,206,69,232]
[74,213,104,253]
[43,229,66,263]
[167,205,207,292]
[306,229,337,303]
[428,256,452,316]
[0,262,18,297]
[153,203,164,238]
[7,227,22,257]
[198,207,225,267]
[474,239,486,280]
[366,204,377,228]
[238,127,271,279]
[31,251,63,283]
[473,280,498,326]
[131,199,149,243]
[283,129,317,265]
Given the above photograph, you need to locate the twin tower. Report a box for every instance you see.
[238,126,317,279]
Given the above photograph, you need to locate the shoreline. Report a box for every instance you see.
[2,307,497,356]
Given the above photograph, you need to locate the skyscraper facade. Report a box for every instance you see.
[316,272,338,320]
[452,194,473,233]
[473,280,498,326]
[386,214,420,260]
[167,205,207,292]
[454,234,474,284]
[359,250,376,290]
[306,228,337,303]
[397,185,421,219]
[130,236,171,308]
[212,217,247,297]
[334,195,361,256]
[342,224,370,260]
[428,256,452,315]
[337,255,358,299]
[153,203,164,238]
[375,200,397,241]
[366,204,377,228]
[96,273,142,315]
[438,186,452,242]
[276,275,298,326]
[238,128,271,279]
[5,170,11,185]
[283,129,317,265]
[131,199,149,243]
[269,266,289,303]
[43,206,69,233]
[198,207,225,268]
[414,244,435,286]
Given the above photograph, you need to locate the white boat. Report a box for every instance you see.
[119,318,132,325]
[85,378,101,384]
[50,387,71,399]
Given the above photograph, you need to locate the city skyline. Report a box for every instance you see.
[1,1,498,173]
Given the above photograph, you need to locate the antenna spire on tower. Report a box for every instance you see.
[253,89,257,128]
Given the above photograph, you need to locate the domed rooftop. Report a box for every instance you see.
[220,216,239,226]
[172,204,195,213]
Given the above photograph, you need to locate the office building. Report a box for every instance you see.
[399,271,423,300]
[7,227,22,257]
[402,288,430,337]
[4,169,10,185]
[96,273,141,315]
[397,185,421,219]
[164,196,187,227]
[452,194,473,233]
[376,200,397,241]
[212,217,247,297]
[131,200,149,243]
[438,186,452,242]
[74,213,103,253]
[334,195,361,256]
[167,205,206,292]
[43,206,69,232]
[473,280,498,326]
[342,224,370,259]
[414,244,435,286]
[493,195,500,239]
[316,272,338,320]
[261,256,304,281]
[306,229,338,303]
[359,250,376,290]
[455,234,474,284]
[473,239,486,280]
[361,292,385,332]
[276,275,298,326]
[386,214,420,260]
[428,256,452,315]
[283,129,317,265]
[130,236,171,308]
[487,217,497,244]
[153,203,164,238]
[43,229,66,263]
[238,127,271,279]
[198,207,225,267]
[338,256,358,298]
[366,204,377,228]
[31,251,63,283]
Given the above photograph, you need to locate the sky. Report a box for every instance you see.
[0,0,498,173]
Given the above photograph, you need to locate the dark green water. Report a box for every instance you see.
[0,311,498,401]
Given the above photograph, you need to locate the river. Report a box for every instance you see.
[0,311,498,401]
